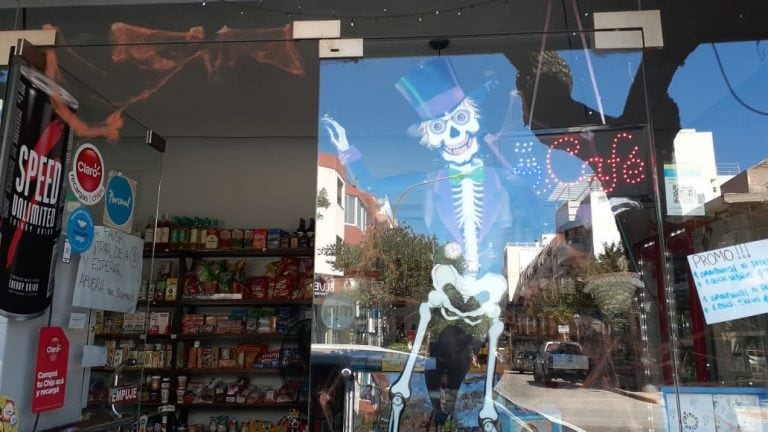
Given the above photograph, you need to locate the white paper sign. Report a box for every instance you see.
[72,226,143,312]
[82,345,107,368]
[687,238,768,324]
[664,164,707,216]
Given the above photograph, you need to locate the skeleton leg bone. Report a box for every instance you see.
[479,311,504,432]
[388,290,444,432]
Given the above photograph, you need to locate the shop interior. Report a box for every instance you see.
[0,1,765,432]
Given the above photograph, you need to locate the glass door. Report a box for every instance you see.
[312,29,668,432]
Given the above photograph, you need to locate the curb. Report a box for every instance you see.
[611,388,662,405]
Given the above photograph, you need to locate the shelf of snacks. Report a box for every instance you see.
[176,333,293,340]
[176,368,283,374]
[173,374,307,409]
[142,216,316,258]
[148,248,314,259]
[179,298,312,307]
[177,402,306,409]
[94,333,174,340]
[90,367,172,373]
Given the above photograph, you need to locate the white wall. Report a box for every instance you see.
[158,138,317,230]
[315,165,344,276]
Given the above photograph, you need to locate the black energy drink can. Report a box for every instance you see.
[0,64,78,319]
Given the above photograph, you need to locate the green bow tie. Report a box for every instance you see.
[449,164,485,185]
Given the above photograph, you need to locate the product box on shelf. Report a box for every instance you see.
[148,312,171,335]
[252,229,267,250]
[266,229,287,249]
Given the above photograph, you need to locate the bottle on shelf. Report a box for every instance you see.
[297,218,308,248]
[189,217,200,250]
[198,218,209,249]
[290,218,304,249]
[307,217,315,248]
[205,219,220,249]
[181,217,191,249]
[144,217,155,246]
[169,216,180,250]
[158,214,171,250]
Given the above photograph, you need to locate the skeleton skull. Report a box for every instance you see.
[418,98,480,164]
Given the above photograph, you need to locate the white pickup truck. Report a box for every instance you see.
[533,341,590,384]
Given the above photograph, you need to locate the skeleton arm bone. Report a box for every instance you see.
[321,115,361,165]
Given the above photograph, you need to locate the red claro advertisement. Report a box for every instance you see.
[68,143,105,205]
[31,327,68,413]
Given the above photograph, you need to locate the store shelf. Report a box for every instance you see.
[94,333,174,340]
[176,368,281,374]
[176,402,306,410]
[90,367,172,373]
[176,333,294,340]
[180,298,312,307]
[145,248,314,259]
[87,400,168,408]
[137,300,177,307]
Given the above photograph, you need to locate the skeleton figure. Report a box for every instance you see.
[323,58,531,432]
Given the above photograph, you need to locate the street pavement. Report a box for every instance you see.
[494,370,667,432]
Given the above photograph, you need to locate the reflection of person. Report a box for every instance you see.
[323,57,540,432]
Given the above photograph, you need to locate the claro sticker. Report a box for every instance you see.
[68,143,104,205]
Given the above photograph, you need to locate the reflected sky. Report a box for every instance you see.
[318,42,768,241]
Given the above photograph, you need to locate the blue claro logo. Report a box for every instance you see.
[106,175,133,226]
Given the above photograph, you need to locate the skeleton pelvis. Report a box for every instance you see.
[431,265,506,312]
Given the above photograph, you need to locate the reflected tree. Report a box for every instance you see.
[320,224,464,347]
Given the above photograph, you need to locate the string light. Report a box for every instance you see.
[219,0,501,25]
[350,17,355,27]
[201,0,206,6]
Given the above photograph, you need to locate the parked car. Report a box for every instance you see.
[533,341,590,384]
[513,350,536,374]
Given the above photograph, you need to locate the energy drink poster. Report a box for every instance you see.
[0,64,78,319]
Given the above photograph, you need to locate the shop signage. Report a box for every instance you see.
[31,327,69,413]
[103,172,136,233]
[72,226,143,312]
[66,207,95,254]
[0,64,77,319]
[68,143,105,205]
[109,385,140,405]
[687,238,768,324]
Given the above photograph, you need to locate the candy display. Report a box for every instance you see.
[183,257,313,301]
[94,311,173,336]
[179,378,306,407]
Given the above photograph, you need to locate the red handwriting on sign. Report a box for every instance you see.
[541,131,646,194]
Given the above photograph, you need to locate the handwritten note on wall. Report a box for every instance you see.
[72,226,143,312]
[688,238,768,324]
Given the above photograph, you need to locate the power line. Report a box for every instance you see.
[711,42,768,117]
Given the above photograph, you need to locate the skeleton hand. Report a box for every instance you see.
[321,115,350,152]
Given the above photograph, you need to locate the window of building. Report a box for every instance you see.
[337,177,344,207]
[345,195,357,225]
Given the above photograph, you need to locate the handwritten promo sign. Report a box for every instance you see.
[687,239,768,324]
[72,226,143,312]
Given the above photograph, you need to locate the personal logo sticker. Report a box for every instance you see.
[68,143,104,205]
[66,207,94,254]
[104,172,136,233]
